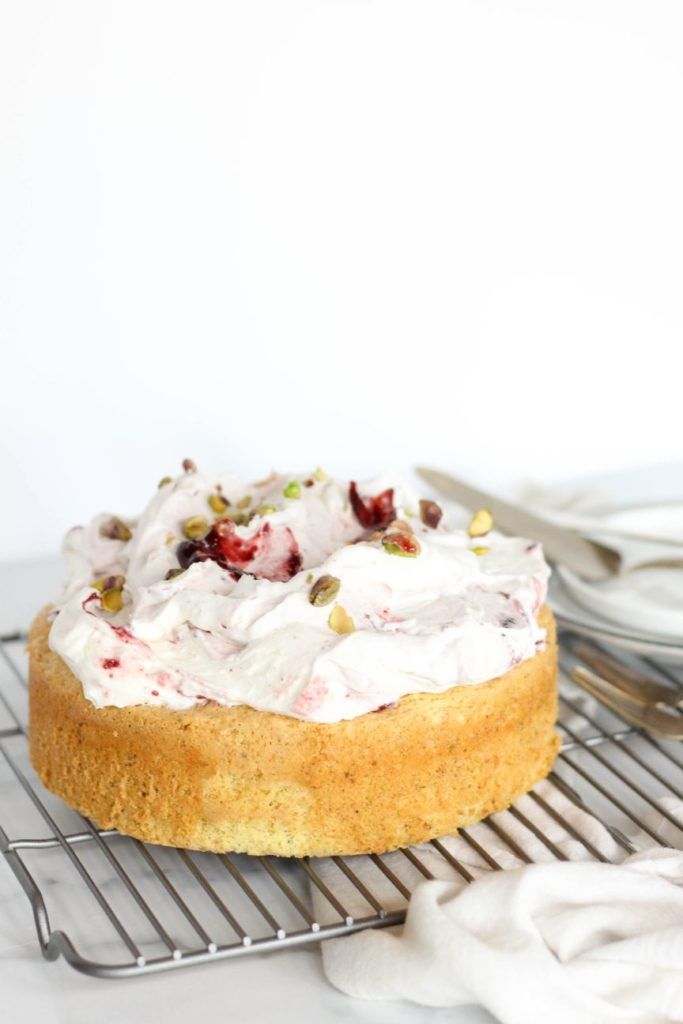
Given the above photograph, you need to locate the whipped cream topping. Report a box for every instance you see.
[48,467,550,723]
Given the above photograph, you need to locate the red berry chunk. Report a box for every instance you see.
[349,482,396,530]
[177,519,302,582]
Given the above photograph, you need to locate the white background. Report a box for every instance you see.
[2,0,682,562]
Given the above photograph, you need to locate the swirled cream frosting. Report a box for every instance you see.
[48,465,550,723]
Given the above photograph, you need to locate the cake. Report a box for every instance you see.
[28,463,560,856]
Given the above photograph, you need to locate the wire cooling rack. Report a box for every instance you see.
[1,626,681,978]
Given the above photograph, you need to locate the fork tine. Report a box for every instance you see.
[571,666,683,740]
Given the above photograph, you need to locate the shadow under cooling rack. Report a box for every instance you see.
[1,629,681,978]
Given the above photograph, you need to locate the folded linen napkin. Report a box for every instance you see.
[312,783,683,1023]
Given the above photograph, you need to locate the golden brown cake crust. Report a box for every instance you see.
[28,606,560,856]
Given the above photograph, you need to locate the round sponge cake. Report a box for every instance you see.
[28,605,559,857]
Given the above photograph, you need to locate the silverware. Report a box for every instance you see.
[565,638,683,708]
[416,466,683,581]
[570,664,683,740]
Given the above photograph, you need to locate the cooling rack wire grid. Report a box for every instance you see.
[1,626,681,978]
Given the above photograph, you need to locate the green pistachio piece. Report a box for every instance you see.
[99,517,133,542]
[101,588,123,613]
[182,515,209,539]
[382,532,421,557]
[283,480,301,499]
[309,574,341,607]
[328,604,354,634]
[208,493,229,514]
[467,508,493,538]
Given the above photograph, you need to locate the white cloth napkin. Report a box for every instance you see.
[312,783,683,1023]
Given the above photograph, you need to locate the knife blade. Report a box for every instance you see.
[415,466,620,582]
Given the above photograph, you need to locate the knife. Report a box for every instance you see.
[416,466,621,582]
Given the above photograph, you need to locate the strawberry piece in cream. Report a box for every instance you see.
[177,520,302,582]
[348,481,396,530]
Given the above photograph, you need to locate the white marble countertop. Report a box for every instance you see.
[0,558,494,1024]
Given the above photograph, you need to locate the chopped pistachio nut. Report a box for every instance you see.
[382,532,421,557]
[313,466,327,482]
[472,545,490,556]
[99,517,133,542]
[309,574,341,607]
[182,458,197,473]
[306,572,314,583]
[101,588,123,613]
[208,493,229,514]
[283,480,301,499]
[419,499,443,529]
[182,515,209,539]
[255,504,277,516]
[236,494,252,510]
[158,476,173,489]
[165,567,185,580]
[328,604,355,635]
[467,508,493,538]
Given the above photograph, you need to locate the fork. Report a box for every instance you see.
[566,640,683,709]
[569,663,683,740]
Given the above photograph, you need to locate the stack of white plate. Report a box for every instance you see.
[547,465,683,663]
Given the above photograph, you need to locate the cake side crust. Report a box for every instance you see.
[28,606,560,856]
